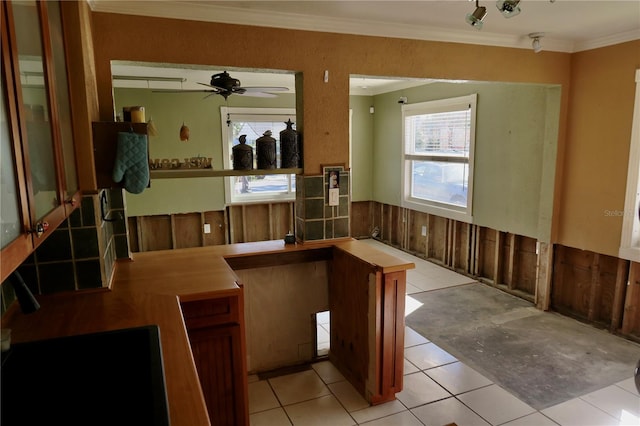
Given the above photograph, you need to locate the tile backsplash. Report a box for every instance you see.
[1,189,129,315]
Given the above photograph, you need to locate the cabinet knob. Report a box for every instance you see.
[65,198,77,207]
[29,221,49,238]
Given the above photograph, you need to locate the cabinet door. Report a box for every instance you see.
[0,0,80,282]
[187,325,247,426]
[46,0,79,207]
[10,0,61,222]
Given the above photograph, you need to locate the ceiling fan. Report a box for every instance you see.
[155,71,289,99]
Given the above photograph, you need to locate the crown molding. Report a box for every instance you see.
[89,1,637,54]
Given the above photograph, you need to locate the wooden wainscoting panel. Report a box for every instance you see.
[453,221,470,274]
[477,227,497,282]
[515,236,538,296]
[552,246,596,322]
[622,262,640,339]
[590,253,623,326]
[408,210,428,258]
[174,213,203,249]
[243,204,271,242]
[203,211,227,246]
[427,215,447,264]
[138,215,173,252]
[228,206,245,244]
[350,201,373,239]
[270,202,294,240]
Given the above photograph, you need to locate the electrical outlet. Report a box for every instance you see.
[421,225,427,236]
[203,223,211,234]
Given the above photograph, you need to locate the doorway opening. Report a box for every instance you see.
[315,310,330,357]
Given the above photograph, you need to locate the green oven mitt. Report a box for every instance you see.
[112,131,149,194]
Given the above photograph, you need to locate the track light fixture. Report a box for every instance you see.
[466,0,487,29]
[496,0,521,18]
[529,32,544,53]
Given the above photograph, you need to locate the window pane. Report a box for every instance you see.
[406,109,470,157]
[411,160,468,206]
[231,174,290,195]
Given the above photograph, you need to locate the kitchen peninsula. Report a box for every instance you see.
[2,238,414,425]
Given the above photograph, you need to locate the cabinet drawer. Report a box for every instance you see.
[181,296,239,329]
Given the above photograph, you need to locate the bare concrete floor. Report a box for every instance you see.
[405,282,640,410]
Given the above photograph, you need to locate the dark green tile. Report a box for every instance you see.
[325,220,333,239]
[296,218,305,240]
[76,259,103,289]
[39,262,75,294]
[339,174,349,196]
[71,228,100,259]
[339,196,349,217]
[81,196,96,227]
[304,176,324,198]
[334,218,349,238]
[36,228,71,262]
[112,215,127,234]
[305,198,325,220]
[305,220,324,241]
[69,208,82,228]
[109,189,124,209]
[115,234,129,258]
[324,205,335,218]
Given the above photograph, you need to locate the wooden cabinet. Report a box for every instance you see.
[181,293,248,426]
[329,246,407,405]
[0,0,80,282]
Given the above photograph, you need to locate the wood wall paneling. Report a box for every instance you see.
[203,211,227,246]
[351,201,373,239]
[139,215,173,252]
[622,262,640,338]
[174,213,202,249]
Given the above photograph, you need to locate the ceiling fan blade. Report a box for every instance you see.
[152,89,219,93]
[242,86,289,92]
[236,91,279,98]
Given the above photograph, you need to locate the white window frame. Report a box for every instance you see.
[220,107,296,204]
[401,94,477,223]
[619,69,640,262]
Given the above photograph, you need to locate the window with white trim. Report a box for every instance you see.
[221,107,296,204]
[401,94,476,222]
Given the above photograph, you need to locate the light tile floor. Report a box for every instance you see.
[248,239,640,426]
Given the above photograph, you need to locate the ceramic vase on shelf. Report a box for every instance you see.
[256,130,276,169]
[232,134,253,170]
[279,119,299,168]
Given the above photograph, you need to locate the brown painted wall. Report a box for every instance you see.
[558,41,640,256]
[88,11,637,256]
[90,12,570,177]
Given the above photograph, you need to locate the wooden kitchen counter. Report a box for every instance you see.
[2,288,211,426]
[2,238,414,425]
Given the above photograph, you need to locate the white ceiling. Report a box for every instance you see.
[98,0,640,95]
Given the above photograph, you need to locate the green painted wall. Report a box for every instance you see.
[349,95,374,202]
[370,81,560,241]
[113,88,295,216]
[115,82,560,242]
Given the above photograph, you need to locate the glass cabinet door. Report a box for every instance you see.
[11,0,60,221]
[46,0,78,198]
[0,75,22,249]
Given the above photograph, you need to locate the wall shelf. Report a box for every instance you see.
[150,168,302,179]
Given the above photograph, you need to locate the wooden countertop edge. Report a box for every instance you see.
[1,238,412,426]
